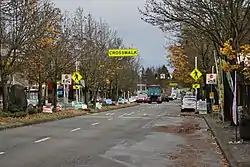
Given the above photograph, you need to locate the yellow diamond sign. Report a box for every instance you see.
[73,85,82,89]
[190,68,202,81]
[72,72,83,83]
[192,83,200,89]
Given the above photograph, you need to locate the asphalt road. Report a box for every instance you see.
[0,101,222,167]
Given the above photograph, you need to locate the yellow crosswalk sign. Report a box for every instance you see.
[72,72,83,83]
[73,85,82,89]
[192,83,200,89]
[190,68,202,81]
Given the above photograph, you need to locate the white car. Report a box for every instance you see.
[181,97,196,112]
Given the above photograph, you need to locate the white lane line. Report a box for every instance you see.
[108,118,113,120]
[110,113,115,116]
[119,113,127,117]
[34,137,51,143]
[127,112,134,116]
[71,128,81,132]
[100,155,137,167]
[0,152,5,155]
[91,122,100,126]
[105,113,111,116]
[120,117,151,119]
[142,119,155,129]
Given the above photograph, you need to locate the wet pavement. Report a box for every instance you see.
[0,101,227,167]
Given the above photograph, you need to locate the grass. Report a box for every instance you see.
[0,103,138,130]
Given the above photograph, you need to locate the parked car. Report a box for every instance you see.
[181,96,196,112]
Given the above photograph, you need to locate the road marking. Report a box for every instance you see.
[71,128,81,132]
[34,137,51,143]
[91,122,100,126]
[105,113,111,116]
[0,152,5,155]
[127,112,134,116]
[110,113,115,115]
[108,118,112,120]
[100,155,137,167]
[142,119,155,129]
[120,117,150,119]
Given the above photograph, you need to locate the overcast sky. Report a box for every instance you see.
[52,0,171,71]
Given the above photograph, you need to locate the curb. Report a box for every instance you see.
[0,103,139,131]
[203,116,239,167]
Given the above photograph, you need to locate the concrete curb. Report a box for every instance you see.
[203,116,239,167]
[0,103,139,131]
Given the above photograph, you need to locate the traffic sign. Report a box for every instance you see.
[190,68,202,81]
[209,92,214,99]
[206,74,217,84]
[160,73,165,79]
[192,83,200,89]
[169,83,178,87]
[61,74,72,85]
[72,72,83,83]
[73,85,82,89]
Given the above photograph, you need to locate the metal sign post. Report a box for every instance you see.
[195,57,198,113]
[62,74,72,107]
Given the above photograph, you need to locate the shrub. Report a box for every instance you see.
[12,111,28,118]
[27,108,41,115]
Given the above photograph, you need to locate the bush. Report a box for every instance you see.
[12,111,28,118]
[27,108,41,115]
[0,112,11,117]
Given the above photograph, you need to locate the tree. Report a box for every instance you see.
[139,0,250,121]
[166,45,195,86]
[0,0,56,111]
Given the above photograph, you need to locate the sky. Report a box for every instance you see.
[52,0,172,71]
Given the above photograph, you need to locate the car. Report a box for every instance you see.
[181,96,197,112]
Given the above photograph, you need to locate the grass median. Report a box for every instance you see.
[0,103,139,130]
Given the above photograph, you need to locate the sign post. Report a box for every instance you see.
[190,57,202,113]
[72,69,83,103]
[61,74,72,105]
[206,66,217,113]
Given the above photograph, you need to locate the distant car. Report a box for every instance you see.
[136,94,148,103]
[181,97,196,112]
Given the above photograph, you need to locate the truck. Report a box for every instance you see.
[147,85,162,104]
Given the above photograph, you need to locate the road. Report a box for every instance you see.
[0,101,223,167]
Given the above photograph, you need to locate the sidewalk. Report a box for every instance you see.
[204,115,250,167]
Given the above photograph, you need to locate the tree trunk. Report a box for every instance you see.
[38,81,43,107]
[53,81,57,108]
[1,74,8,112]
[223,73,233,121]
[84,85,88,105]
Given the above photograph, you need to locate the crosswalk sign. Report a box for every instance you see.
[73,85,82,89]
[190,68,202,81]
[192,83,200,89]
[72,72,83,83]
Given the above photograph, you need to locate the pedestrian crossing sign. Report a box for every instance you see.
[190,68,202,81]
[72,72,83,83]
[192,83,200,89]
